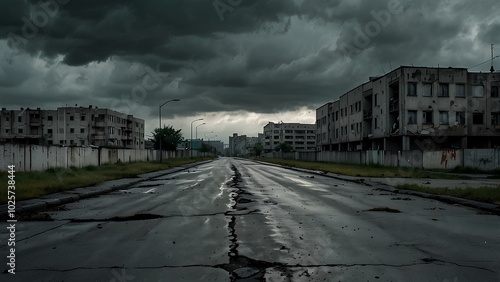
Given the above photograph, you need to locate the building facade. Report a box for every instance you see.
[203,140,224,155]
[229,133,255,156]
[316,66,500,152]
[0,106,145,149]
[263,122,316,152]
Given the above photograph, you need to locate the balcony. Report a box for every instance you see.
[363,110,372,120]
[389,98,399,113]
[29,119,41,126]
[91,133,106,140]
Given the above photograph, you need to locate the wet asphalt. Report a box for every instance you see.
[1,157,499,281]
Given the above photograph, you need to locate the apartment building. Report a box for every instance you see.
[0,105,145,149]
[263,122,316,152]
[228,133,257,156]
[316,66,500,152]
[204,140,224,155]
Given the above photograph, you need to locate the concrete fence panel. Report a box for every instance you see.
[422,149,462,169]
[464,149,498,171]
[0,144,185,172]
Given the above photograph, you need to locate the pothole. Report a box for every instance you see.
[237,198,253,204]
[263,200,278,205]
[18,213,54,221]
[391,197,413,201]
[365,207,401,213]
[70,213,164,222]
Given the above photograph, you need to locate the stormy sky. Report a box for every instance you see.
[1,0,499,143]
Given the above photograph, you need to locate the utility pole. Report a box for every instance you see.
[491,44,495,73]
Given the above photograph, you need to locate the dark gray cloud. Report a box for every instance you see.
[1,0,499,125]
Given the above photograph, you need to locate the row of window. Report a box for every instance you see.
[316,111,500,139]
[319,84,499,126]
[3,114,144,128]
[271,135,315,140]
[407,110,499,125]
[318,121,365,140]
[318,102,364,128]
[265,141,315,145]
[4,128,146,138]
[273,129,315,134]
[407,83,499,98]
[45,140,145,146]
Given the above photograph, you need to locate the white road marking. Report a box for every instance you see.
[144,188,156,194]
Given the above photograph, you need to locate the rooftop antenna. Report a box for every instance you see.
[490,44,495,73]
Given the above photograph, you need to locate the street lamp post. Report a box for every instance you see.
[159,99,180,163]
[195,123,206,139]
[190,118,204,158]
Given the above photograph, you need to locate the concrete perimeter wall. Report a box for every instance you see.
[0,144,193,172]
[264,149,500,171]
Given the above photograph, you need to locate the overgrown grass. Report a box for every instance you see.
[252,158,469,179]
[0,157,213,204]
[397,184,500,205]
[427,166,500,176]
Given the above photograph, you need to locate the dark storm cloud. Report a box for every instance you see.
[0,0,298,66]
[1,0,499,120]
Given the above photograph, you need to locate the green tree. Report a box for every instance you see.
[152,125,183,151]
[252,143,263,156]
[277,142,293,153]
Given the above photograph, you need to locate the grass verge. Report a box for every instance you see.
[252,158,469,179]
[397,184,500,205]
[0,157,213,204]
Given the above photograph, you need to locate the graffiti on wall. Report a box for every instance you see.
[440,149,457,168]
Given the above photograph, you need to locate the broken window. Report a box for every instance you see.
[438,83,449,97]
[473,113,483,124]
[407,111,417,124]
[491,85,499,98]
[439,111,448,125]
[455,112,465,125]
[407,83,417,96]
[422,110,433,124]
[492,112,500,125]
[422,83,432,97]
[455,84,465,98]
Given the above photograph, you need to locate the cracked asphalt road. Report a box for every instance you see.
[1,158,499,281]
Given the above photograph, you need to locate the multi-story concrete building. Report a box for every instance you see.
[0,106,145,149]
[203,140,224,155]
[228,133,257,156]
[263,122,316,152]
[316,66,500,151]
